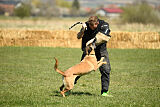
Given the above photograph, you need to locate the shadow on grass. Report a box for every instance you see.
[51,90,96,97]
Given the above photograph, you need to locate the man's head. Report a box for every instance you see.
[87,16,99,30]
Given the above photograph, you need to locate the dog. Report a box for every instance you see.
[54,43,107,97]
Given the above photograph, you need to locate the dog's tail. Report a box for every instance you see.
[54,57,66,77]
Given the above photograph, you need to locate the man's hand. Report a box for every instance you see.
[82,23,87,31]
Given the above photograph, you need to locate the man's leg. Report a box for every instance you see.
[99,52,111,94]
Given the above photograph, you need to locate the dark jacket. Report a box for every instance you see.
[81,19,111,55]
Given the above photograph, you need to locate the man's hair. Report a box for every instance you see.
[87,16,99,26]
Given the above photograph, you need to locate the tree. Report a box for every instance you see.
[72,0,80,10]
[56,0,72,8]
[121,2,160,24]
[14,3,31,19]
[71,0,80,16]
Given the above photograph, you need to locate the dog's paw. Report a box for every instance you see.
[61,91,65,97]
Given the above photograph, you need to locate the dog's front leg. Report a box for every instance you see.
[97,57,105,64]
[97,57,107,68]
[97,61,107,68]
[60,84,64,91]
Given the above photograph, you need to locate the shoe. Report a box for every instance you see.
[101,91,113,97]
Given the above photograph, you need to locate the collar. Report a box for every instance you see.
[89,54,95,56]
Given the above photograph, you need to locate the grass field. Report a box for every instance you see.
[0,47,160,106]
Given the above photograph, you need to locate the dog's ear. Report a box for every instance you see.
[85,44,93,55]
[92,42,96,49]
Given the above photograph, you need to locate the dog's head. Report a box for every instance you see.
[85,43,96,56]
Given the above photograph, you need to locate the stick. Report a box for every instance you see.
[69,22,83,30]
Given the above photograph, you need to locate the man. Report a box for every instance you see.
[75,16,112,96]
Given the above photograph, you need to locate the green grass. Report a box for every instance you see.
[0,47,160,106]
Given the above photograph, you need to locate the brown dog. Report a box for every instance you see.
[54,43,107,97]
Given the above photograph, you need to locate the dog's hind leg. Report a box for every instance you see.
[60,76,65,91]
[61,88,69,97]
[61,76,78,97]
[60,84,64,91]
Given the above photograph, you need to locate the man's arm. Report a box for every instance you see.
[96,32,111,44]
[77,28,85,39]
[94,22,111,45]
[77,23,87,39]
[100,22,111,36]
